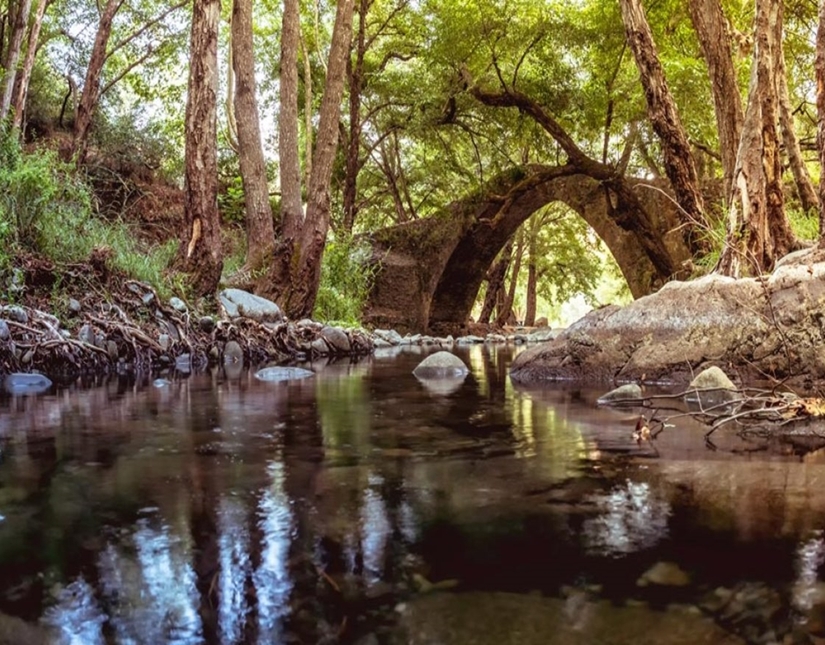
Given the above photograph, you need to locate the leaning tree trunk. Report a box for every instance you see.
[10,0,48,130]
[231,0,275,270]
[817,0,825,243]
[179,0,222,296]
[496,231,524,327]
[524,253,538,327]
[73,0,123,165]
[717,0,795,276]
[0,0,32,121]
[620,0,707,251]
[776,6,819,215]
[688,0,743,196]
[262,0,354,318]
[479,239,513,324]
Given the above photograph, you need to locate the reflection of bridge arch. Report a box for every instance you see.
[364,165,694,333]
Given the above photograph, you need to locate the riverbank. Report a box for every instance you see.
[0,278,556,384]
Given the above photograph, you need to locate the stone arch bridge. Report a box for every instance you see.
[362,164,697,334]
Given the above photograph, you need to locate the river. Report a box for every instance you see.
[0,344,823,644]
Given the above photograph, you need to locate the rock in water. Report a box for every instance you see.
[5,373,53,395]
[254,366,315,382]
[688,366,736,391]
[223,340,243,364]
[219,289,284,323]
[413,351,469,379]
[321,326,351,353]
[637,561,691,587]
[597,383,642,406]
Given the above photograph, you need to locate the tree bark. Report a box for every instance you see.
[72,0,123,165]
[496,230,524,327]
[231,0,275,270]
[179,0,222,296]
[688,0,743,196]
[9,0,47,130]
[524,244,538,327]
[620,0,706,250]
[478,239,513,324]
[718,0,795,275]
[0,0,32,121]
[776,7,818,214]
[278,0,303,242]
[263,0,355,318]
[342,0,369,233]
[817,0,825,242]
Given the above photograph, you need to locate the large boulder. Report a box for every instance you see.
[511,253,825,385]
[219,289,284,324]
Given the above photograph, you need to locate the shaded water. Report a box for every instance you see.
[0,345,824,644]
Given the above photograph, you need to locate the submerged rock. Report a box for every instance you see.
[412,351,469,379]
[4,373,53,395]
[688,366,736,391]
[255,366,315,382]
[637,561,691,587]
[597,383,642,405]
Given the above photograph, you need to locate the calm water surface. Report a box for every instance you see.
[0,345,824,644]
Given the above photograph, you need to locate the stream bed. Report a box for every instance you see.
[0,345,823,644]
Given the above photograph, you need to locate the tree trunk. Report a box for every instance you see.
[278,0,302,242]
[817,0,825,243]
[620,0,707,250]
[688,0,743,196]
[0,0,31,121]
[72,0,123,164]
[0,0,32,121]
[496,231,524,327]
[718,0,795,275]
[9,0,47,130]
[231,0,275,270]
[776,8,818,214]
[342,0,370,233]
[478,239,513,324]
[263,0,355,318]
[179,0,222,296]
[524,255,537,327]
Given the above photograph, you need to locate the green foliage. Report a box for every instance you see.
[0,128,178,298]
[313,234,378,325]
[788,208,819,242]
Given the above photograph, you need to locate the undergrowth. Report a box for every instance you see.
[313,234,377,326]
[0,125,180,301]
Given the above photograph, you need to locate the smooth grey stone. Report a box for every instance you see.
[413,351,469,379]
[106,340,118,359]
[175,353,191,373]
[456,335,484,344]
[169,297,187,313]
[68,298,81,313]
[485,333,507,343]
[5,372,52,395]
[199,316,216,334]
[94,333,106,348]
[163,318,180,342]
[21,350,32,364]
[688,366,736,391]
[142,292,155,307]
[223,340,243,364]
[2,306,27,324]
[78,324,95,345]
[373,329,404,345]
[254,366,315,382]
[409,334,422,344]
[373,337,392,348]
[158,334,170,351]
[153,378,171,388]
[0,320,9,341]
[321,326,351,353]
[311,337,330,355]
[219,288,284,323]
[597,383,643,406]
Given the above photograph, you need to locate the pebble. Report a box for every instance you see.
[0,320,9,341]
[199,316,215,333]
[169,297,187,313]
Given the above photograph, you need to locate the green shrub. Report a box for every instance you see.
[313,234,377,325]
